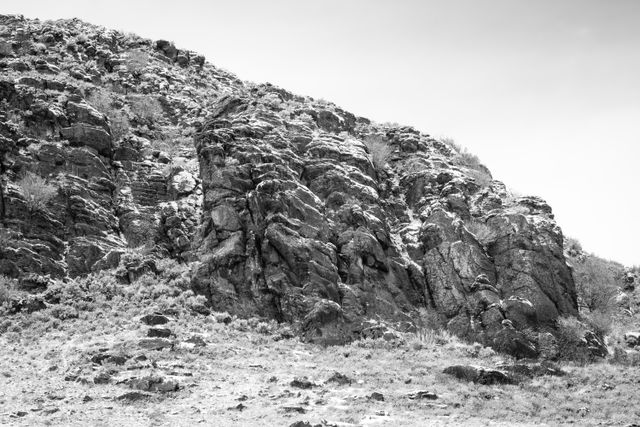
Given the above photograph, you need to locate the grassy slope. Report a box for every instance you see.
[1,265,639,426]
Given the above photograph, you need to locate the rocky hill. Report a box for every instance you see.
[0,14,581,357]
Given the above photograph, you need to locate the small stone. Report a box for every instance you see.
[408,391,438,400]
[140,314,171,325]
[228,403,246,411]
[147,327,172,338]
[290,377,316,389]
[139,338,173,351]
[185,336,206,347]
[82,395,93,403]
[42,407,59,415]
[11,411,28,418]
[289,422,321,427]
[325,372,352,386]
[93,372,111,384]
[282,406,306,414]
[369,392,385,401]
[117,391,152,402]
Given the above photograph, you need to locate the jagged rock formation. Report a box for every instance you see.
[0,14,580,355]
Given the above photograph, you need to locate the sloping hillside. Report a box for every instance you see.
[2,13,640,427]
[0,14,580,356]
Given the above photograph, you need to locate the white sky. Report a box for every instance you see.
[3,0,639,266]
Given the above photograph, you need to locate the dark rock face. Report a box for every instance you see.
[0,14,579,353]
[190,92,578,351]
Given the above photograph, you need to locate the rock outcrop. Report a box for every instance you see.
[0,14,580,355]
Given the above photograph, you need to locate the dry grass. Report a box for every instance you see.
[128,94,163,122]
[86,91,131,141]
[126,49,149,74]
[364,135,393,170]
[1,263,640,426]
[16,171,57,211]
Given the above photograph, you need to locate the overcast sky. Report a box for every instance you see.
[3,0,639,265]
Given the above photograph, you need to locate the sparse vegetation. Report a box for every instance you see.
[125,49,149,75]
[86,90,131,141]
[363,135,393,170]
[16,171,57,211]
[555,316,592,363]
[128,94,163,122]
[150,126,191,158]
[440,136,492,185]
[572,257,619,314]
[0,40,13,56]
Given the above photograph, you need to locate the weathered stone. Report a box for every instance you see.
[61,123,112,157]
[147,327,172,338]
[443,365,517,385]
[140,313,171,325]
[138,338,173,351]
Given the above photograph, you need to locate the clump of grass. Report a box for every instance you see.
[0,40,13,56]
[128,94,163,122]
[555,316,597,364]
[441,136,492,181]
[364,135,393,170]
[0,275,17,307]
[125,49,149,75]
[572,257,619,314]
[16,172,57,212]
[150,126,191,157]
[86,90,130,141]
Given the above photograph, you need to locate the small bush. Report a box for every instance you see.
[442,137,489,174]
[151,126,191,157]
[128,94,163,122]
[556,316,592,363]
[0,40,13,56]
[364,135,393,170]
[0,276,17,306]
[565,237,583,254]
[583,310,612,338]
[125,49,149,74]
[86,91,130,141]
[109,110,131,141]
[573,257,619,313]
[16,172,57,211]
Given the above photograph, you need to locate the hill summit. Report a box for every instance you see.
[1,14,580,357]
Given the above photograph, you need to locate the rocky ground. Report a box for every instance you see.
[1,262,640,426]
[0,13,583,353]
[2,13,640,427]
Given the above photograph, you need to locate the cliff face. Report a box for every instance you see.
[0,15,578,355]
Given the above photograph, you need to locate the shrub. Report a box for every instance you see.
[86,91,130,141]
[151,126,191,157]
[583,310,612,338]
[128,94,163,122]
[565,237,583,253]
[125,49,149,74]
[573,257,619,313]
[364,135,393,170]
[108,110,131,141]
[442,136,489,173]
[17,172,57,211]
[555,316,591,363]
[0,276,17,306]
[0,40,13,56]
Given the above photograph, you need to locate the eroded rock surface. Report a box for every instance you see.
[0,14,579,354]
